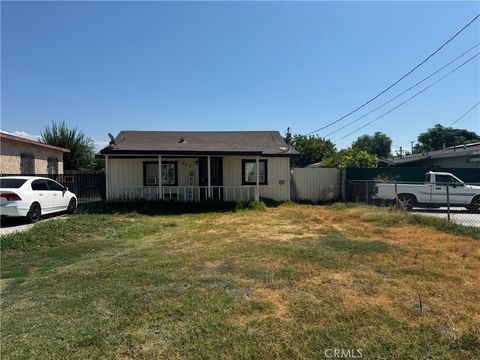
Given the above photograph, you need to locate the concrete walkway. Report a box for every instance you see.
[0,215,71,236]
[413,208,480,228]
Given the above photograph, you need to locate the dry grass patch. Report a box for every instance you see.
[1,203,479,359]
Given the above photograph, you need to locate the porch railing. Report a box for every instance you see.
[107,186,257,202]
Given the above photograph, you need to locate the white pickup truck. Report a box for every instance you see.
[373,171,480,212]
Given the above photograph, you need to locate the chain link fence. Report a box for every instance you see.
[346,179,480,228]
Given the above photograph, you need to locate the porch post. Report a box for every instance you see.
[158,155,163,200]
[207,155,211,199]
[255,156,260,202]
[105,155,110,200]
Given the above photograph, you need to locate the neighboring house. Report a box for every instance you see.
[98,131,298,202]
[0,132,70,175]
[378,142,480,168]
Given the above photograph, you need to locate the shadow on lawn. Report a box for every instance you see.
[79,199,266,216]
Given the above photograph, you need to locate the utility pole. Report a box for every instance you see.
[285,127,292,152]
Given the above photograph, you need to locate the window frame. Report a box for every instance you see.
[241,159,268,186]
[143,161,178,186]
[435,175,455,185]
[47,157,58,175]
[0,178,27,189]
[31,179,49,191]
[20,153,35,175]
[47,179,64,191]
[435,174,463,187]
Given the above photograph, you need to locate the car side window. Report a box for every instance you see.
[435,175,457,185]
[31,179,48,191]
[47,180,64,191]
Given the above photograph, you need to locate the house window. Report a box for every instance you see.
[242,159,267,185]
[47,157,58,175]
[143,161,178,186]
[20,153,35,174]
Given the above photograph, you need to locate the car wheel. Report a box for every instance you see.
[397,194,415,211]
[67,198,77,214]
[26,202,41,223]
[468,196,480,213]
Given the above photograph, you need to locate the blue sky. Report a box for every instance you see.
[1,1,479,152]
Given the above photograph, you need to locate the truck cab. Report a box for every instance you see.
[373,172,480,212]
[425,172,467,206]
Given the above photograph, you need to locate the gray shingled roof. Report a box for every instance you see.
[386,142,480,165]
[100,131,299,156]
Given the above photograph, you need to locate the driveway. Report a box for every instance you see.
[413,207,480,228]
[0,215,71,236]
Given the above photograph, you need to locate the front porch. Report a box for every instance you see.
[105,155,267,202]
[107,185,257,202]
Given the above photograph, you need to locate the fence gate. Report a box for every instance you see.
[290,167,341,203]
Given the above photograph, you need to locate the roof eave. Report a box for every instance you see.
[0,132,71,153]
[98,148,299,157]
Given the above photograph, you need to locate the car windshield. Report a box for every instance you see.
[0,178,27,188]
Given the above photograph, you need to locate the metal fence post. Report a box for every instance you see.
[446,183,451,222]
[365,180,369,204]
[394,182,398,210]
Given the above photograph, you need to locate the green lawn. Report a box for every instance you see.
[1,203,479,359]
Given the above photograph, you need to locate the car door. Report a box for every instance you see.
[416,173,433,204]
[431,175,464,205]
[447,181,468,205]
[431,175,448,205]
[47,179,68,211]
[31,179,55,212]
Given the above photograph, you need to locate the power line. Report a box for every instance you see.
[323,42,480,138]
[333,51,480,142]
[305,13,480,136]
[449,101,480,126]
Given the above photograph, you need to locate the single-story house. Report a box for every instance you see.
[378,142,480,168]
[98,131,298,202]
[0,132,70,175]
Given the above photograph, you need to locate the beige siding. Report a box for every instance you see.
[108,157,200,189]
[108,156,291,202]
[291,167,341,202]
[223,156,291,201]
[0,137,65,174]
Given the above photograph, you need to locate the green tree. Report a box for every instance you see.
[414,124,480,152]
[321,147,378,168]
[41,121,96,170]
[285,134,336,168]
[352,132,392,158]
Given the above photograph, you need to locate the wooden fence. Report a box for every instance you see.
[290,168,342,202]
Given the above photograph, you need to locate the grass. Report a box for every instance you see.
[1,203,479,359]
[80,198,266,215]
[330,202,480,239]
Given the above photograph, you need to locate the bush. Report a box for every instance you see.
[80,199,265,215]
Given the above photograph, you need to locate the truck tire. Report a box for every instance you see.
[467,196,480,213]
[397,194,415,211]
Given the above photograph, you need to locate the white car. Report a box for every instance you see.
[0,176,77,223]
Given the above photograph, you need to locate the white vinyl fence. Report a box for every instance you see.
[290,167,342,202]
